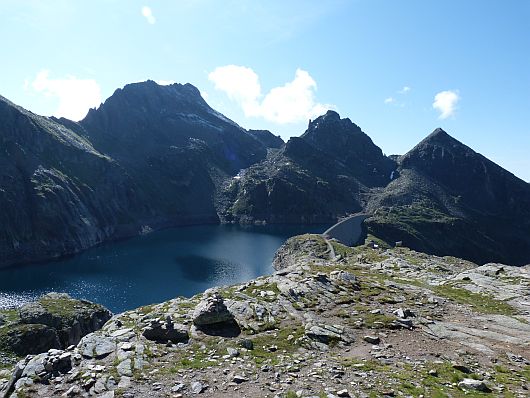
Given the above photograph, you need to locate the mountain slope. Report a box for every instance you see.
[0,82,275,267]
[221,111,396,223]
[365,128,530,265]
[0,95,139,266]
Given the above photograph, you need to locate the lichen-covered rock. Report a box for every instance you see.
[18,293,112,348]
[0,293,112,358]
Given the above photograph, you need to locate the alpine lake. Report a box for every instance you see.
[0,224,327,313]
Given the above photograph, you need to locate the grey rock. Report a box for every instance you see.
[171,383,185,392]
[227,347,240,357]
[118,376,132,389]
[193,294,234,326]
[305,324,342,345]
[65,385,81,397]
[363,335,380,344]
[142,319,189,343]
[458,378,492,393]
[78,333,116,358]
[232,374,248,384]
[190,381,207,394]
[239,339,254,350]
[117,359,133,377]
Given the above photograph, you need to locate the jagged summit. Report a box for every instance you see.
[303,110,362,141]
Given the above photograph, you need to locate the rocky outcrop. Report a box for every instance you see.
[1,324,60,356]
[2,234,528,397]
[0,293,111,356]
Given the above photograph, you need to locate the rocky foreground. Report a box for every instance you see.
[1,235,529,397]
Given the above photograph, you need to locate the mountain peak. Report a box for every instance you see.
[423,127,458,144]
[403,128,468,160]
[81,79,239,131]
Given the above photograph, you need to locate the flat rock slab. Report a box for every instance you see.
[78,334,116,359]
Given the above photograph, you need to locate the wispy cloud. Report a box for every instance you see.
[208,65,334,124]
[141,6,156,24]
[29,70,101,121]
[433,90,460,119]
[384,85,411,105]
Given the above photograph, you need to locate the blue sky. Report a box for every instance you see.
[1,0,529,181]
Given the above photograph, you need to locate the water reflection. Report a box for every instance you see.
[0,224,327,313]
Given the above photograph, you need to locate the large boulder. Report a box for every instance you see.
[18,293,112,347]
[78,333,116,359]
[192,293,240,337]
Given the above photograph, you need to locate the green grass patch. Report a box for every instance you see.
[432,284,517,315]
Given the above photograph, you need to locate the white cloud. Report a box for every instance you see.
[30,70,102,121]
[433,90,460,119]
[208,65,333,124]
[398,86,411,94]
[384,97,395,104]
[141,6,156,24]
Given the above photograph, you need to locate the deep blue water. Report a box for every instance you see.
[0,224,326,313]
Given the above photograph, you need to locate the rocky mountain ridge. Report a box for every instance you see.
[1,82,530,267]
[1,234,529,397]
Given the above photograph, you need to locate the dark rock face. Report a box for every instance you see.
[222,111,396,224]
[0,82,273,268]
[300,111,395,187]
[365,129,530,265]
[0,95,140,267]
[0,293,112,356]
[81,81,266,174]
